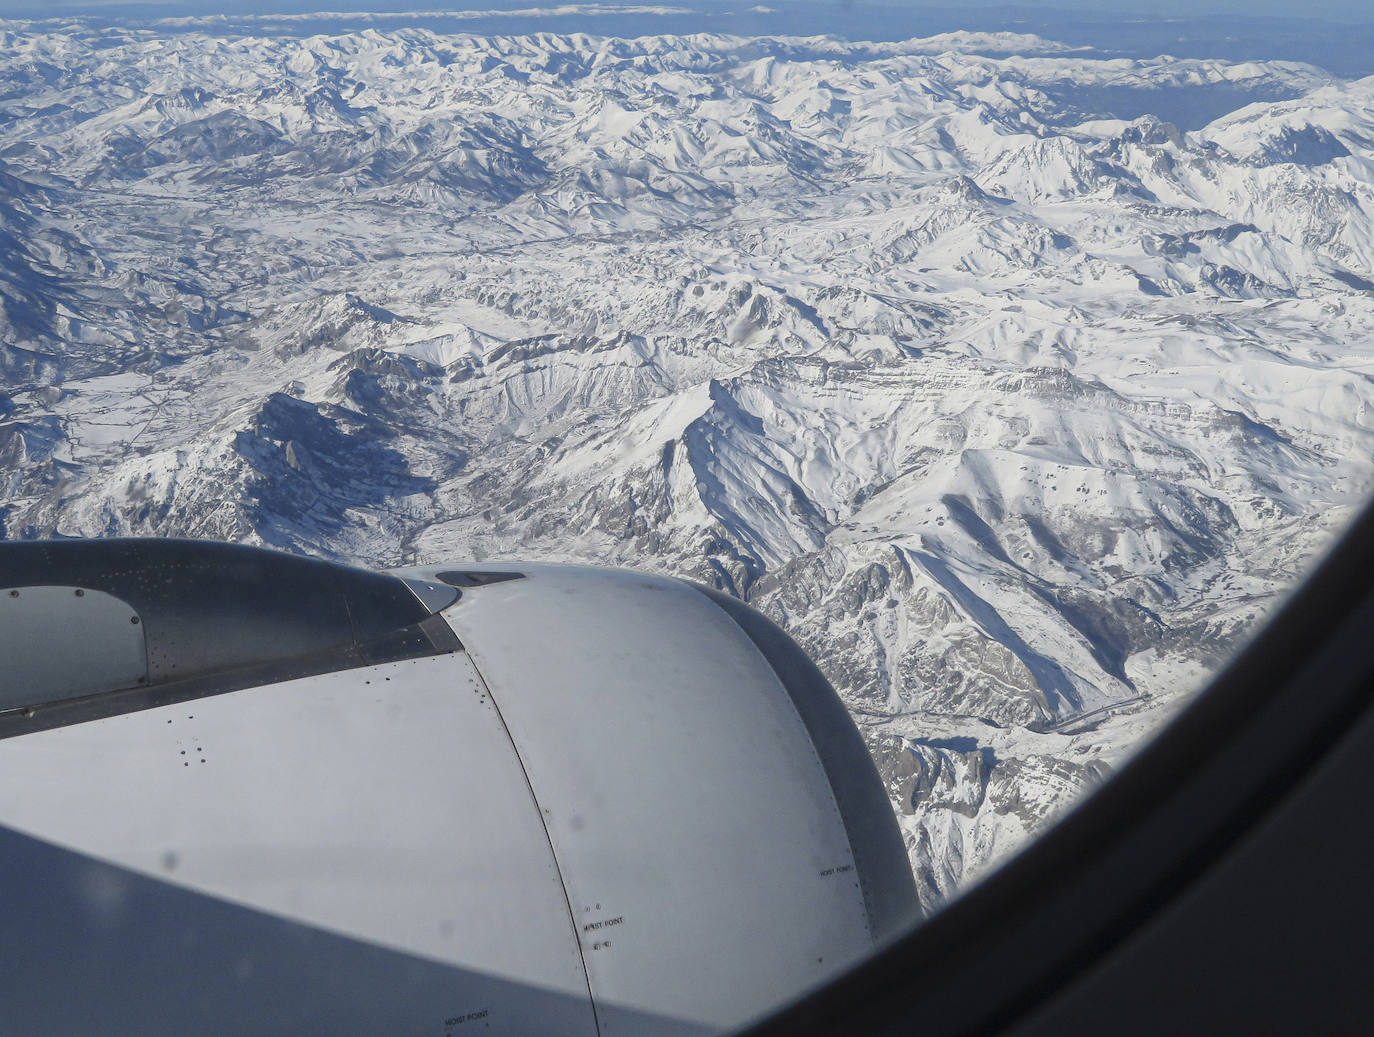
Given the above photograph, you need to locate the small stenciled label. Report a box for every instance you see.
[819,864,855,878]
[444,1007,490,1032]
[582,915,624,933]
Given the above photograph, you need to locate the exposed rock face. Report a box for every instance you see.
[4,25,1374,913]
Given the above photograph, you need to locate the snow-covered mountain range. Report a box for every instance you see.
[5,23,1374,911]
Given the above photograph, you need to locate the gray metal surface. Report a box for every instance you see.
[0,586,147,710]
[401,576,462,615]
[0,540,457,737]
[0,653,598,1036]
[687,583,919,942]
[0,538,435,686]
[428,563,883,1034]
[0,823,627,1037]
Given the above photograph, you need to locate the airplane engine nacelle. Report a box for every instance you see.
[0,540,915,1035]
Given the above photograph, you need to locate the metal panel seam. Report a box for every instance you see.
[461,651,604,1037]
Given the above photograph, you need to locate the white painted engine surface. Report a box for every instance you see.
[0,548,915,1035]
[421,565,877,1033]
[0,653,598,1034]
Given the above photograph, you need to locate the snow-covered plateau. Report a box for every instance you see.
[4,23,1374,912]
